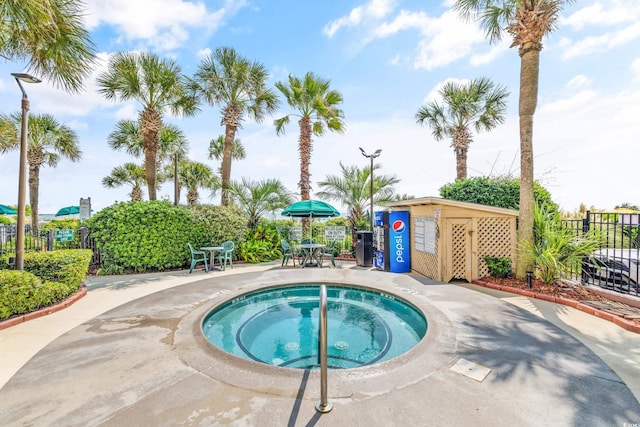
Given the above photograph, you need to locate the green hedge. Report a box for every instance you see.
[24,249,92,287]
[0,270,78,321]
[439,177,557,211]
[87,201,248,273]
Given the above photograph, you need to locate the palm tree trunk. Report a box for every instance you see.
[28,164,40,232]
[298,117,313,235]
[143,136,158,200]
[516,43,540,280]
[220,123,238,206]
[454,145,468,181]
[140,108,162,201]
[298,116,312,200]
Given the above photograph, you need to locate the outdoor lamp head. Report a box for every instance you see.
[11,73,41,84]
[11,72,41,99]
[359,147,366,156]
[373,149,382,157]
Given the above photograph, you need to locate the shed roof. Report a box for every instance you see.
[385,196,519,217]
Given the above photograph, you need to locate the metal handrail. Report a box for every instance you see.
[315,284,332,413]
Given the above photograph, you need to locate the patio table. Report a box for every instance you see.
[296,243,326,268]
[201,246,224,270]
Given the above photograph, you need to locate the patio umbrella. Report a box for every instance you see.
[0,204,17,215]
[281,199,340,218]
[55,206,80,217]
[281,199,340,240]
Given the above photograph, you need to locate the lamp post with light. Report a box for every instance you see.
[12,72,41,271]
[359,147,382,231]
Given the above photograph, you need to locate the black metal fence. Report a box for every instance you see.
[561,211,639,297]
[0,225,102,267]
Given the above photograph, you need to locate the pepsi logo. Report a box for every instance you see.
[392,220,405,233]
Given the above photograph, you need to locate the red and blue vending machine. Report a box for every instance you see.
[374,210,411,273]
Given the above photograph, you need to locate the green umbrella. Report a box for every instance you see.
[0,204,17,215]
[281,200,340,218]
[55,206,80,217]
[281,199,340,241]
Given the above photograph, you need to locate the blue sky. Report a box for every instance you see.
[1,0,639,216]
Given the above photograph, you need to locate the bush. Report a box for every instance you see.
[439,176,557,211]
[522,203,601,284]
[240,223,282,263]
[0,270,77,320]
[24,249,91,287]
[484,256,512,278]
[87,201,248,273]
[189,204,247,255]
[88,201,205,272]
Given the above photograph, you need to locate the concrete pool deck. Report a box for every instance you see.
[1,261,639,426]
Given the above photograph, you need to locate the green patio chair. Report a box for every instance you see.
[318,240,337,268]
[281,239,296,267]
[216,241,235,270]
[188,243,208,273]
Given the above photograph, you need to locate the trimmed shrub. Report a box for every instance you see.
[87,201,248,272]
[0,270,77,320]
[439,177,557,211]
[484,256,512,278]
[24,249,92,287]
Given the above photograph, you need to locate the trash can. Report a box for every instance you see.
[355,231,373,267]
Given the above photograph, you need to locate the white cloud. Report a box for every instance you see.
[323,0,396,38]
[29,52,112,117]
[561,0,640,30]
[566,75,592,90]
[84,0,230,50]
[411,11,485,70]
[538,90,598,114]
[469,40,510,66]
[197,48,212,59]
[561,21,640,59]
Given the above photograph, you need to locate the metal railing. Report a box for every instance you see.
[315,284,332,413]
[0,225,102,267]
[561,211,639,297]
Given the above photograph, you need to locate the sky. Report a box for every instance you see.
[1,0,639,217]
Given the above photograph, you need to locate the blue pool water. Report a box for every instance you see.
[202,285,427,369]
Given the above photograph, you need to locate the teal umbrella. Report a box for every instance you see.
[55,206,80,217]
[0,204,17,215]
[281,200,340,218]
[281,199,340,241]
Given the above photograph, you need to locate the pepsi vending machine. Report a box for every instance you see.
[373,210,411,273]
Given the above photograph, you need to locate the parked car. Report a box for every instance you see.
[582,248,639,293]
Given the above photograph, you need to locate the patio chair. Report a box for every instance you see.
[216,241,235,270]
[281,239,296,267]
[318,240,337,268]
[188,243,208,273]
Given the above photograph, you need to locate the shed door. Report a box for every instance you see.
[444,218,472,282]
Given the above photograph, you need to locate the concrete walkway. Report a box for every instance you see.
[1,262,639,426]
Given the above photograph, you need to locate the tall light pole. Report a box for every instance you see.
[359,147,381,231]
[12,72,41,271]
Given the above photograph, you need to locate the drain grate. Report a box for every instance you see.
[449,358,491,382]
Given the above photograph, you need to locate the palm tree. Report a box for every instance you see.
[316,162,399,237]
[108,120,190,203]
[275,72,346,201]
[192,47,279,206]
[415,77,509,181]
[453,0,573,279]
[0,113,81,228]
[227,178,293,229]
[179,160,217,206]
[102,163,147,201]
[208,134,246,177]
[0,0,95,92]
[97,52,198,200]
